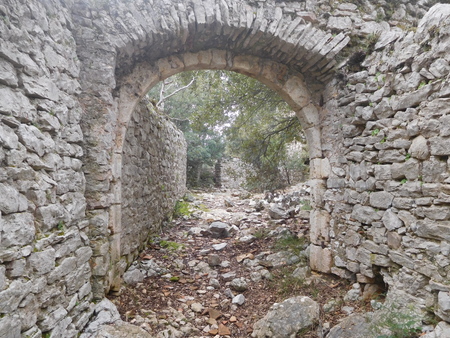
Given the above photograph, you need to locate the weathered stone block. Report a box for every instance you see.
[47,257,77,284]
[327,16,352,30]
[391,159,420,180]
[28,248,56,275]
[344,230,361,246]
[17,124,55,157]
[392,197,414,209]
[351,205,382,224]
[1,212,35,248]
[310,158,331,179]
[0,280,32,313]
[388,251,414,269]
[423,158,447,183]
[299,103,320,129]
[310,209,330,245]
[430,137,450,156]
[391,84,433,111]
[35,204,66,232]
[387,232,402,249]
[369,191,394,209]
[310,245,333,273]
[38,306,68,332]
[0,314,21,338]
[327,178,345,189]
[416,206,450,221]
[429,58,450,78]
[282,76,309,110]
[374,165,392,180]
[0,86,35,116]
[309,179,326,207]
[378,149,406,163]
[412,220,450,241]
[382,209,403,231]
[0,183,27,215]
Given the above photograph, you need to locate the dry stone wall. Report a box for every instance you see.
[0,1,186,336]
[317,2,450,319]
[1,0,450,336]
[121,100,186,264]
[0,1,92,336]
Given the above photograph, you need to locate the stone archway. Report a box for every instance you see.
[72,0,349,296]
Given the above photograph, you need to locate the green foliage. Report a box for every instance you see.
[273,233,307,256]
[270,266,306,298]
[173,200,192,218]
[147,70,308,190]
[159,240,185,251]
[300,200,312,211]
[371,304,422,338]
[371,129,380,136]
[253,228,270,239]
[57,220,65,231]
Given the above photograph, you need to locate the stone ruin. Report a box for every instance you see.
[1,0,450,336]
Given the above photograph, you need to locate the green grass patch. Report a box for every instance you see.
[273,234,307,256]
[370,304,423,338]
[173,200,192,218]
[159,240,185,252]
[300,200,312,211]
[253,228,271,239]
[268,266,307,298]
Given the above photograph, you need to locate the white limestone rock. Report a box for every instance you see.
[252,296,319,338]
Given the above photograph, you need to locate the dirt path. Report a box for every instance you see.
[108,188,365,337]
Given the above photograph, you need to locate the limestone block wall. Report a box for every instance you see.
[318,3,450,318]
[0,1,92,336]
[120,100,186,264]
[2,0,450,336]
[0,1,188,336]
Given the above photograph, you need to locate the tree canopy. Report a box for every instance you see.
[147,70,308,190]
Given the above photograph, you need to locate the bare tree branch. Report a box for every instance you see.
[157,78,195,109]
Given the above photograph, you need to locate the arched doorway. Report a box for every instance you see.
[73,0,349,297]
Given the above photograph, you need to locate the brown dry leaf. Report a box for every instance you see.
[208,308,222,320]
[163,291,171,296]
[236,253,255,262]
[207,318,217,325]
[208,329,219,335]
[141,254,153,260]
[218,324,231,336]
[229,316,237,322]
[125,310,135,321]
